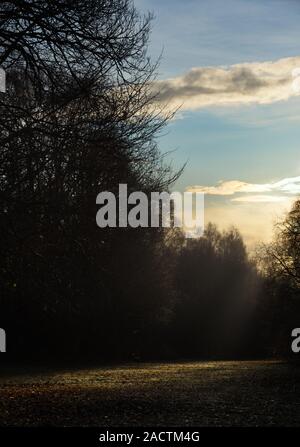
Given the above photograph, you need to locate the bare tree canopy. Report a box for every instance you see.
[0,0,153,86]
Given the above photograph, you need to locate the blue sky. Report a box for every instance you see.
[136,0,300,246]
[137,0,300,73]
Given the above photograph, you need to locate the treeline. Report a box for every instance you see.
[0,1,299,363]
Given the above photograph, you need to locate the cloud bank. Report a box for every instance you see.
[154,56,300,111]
[187,176,300,203]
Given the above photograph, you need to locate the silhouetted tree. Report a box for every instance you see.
[172,224,261,359]
[0,0,180,361]
[263,200,300,289]
[257,199,300,357]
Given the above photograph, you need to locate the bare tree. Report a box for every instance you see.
[261,200,300,290]
[0,0,182,360]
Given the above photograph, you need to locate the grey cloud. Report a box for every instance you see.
[152,56,300,110]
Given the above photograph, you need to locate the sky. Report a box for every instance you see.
[135,0,300,247]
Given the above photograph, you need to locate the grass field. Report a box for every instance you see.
[0,360,299,426]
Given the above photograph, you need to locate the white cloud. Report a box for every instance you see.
[153,56,300,111]
[187,176,300,197]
